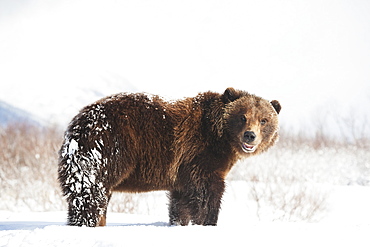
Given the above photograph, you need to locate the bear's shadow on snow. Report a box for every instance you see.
[0,221,65,231]
[108,221,169,227]
[0,221,169,230]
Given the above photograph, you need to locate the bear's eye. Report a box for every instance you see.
[261,119,268,125]
[241,115,247,122]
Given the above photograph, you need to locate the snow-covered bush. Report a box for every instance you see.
[0,123,64,211]
[228,128,370,222]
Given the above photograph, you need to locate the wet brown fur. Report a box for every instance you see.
[58,88,281,226]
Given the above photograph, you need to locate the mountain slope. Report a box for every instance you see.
[0,78,138,128]
[0,100,41,126]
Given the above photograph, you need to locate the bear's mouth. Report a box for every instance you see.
[242,142,257,153]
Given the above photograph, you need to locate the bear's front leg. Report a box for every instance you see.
[168,188,212,226]
[168,190,191,226]
[168,178,225,226]
[191,179,225,226]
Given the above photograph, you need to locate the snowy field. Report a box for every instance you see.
[1,138,370,246]
[2,212,369,247]
[1,184,370,247]
[0,213,369,247]
[1,144,370,247]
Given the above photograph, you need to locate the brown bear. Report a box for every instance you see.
[58,87,281,227]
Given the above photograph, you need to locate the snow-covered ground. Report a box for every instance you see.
[0,214,369,247]
[2,212,368,247]
[1,184,370,247]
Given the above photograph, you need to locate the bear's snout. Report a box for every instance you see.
[243,131,256,143]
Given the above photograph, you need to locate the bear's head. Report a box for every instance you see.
[222,88,281,156]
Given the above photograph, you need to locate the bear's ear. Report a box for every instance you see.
[270,100,281,114]
[222,87,240,103]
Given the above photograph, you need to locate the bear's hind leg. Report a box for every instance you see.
[65,176,111,227]
[67,190,111,227]
[98,192,112,226]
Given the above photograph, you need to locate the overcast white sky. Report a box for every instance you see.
[0,0,369,132]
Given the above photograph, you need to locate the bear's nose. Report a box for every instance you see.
[244,131,256,143]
